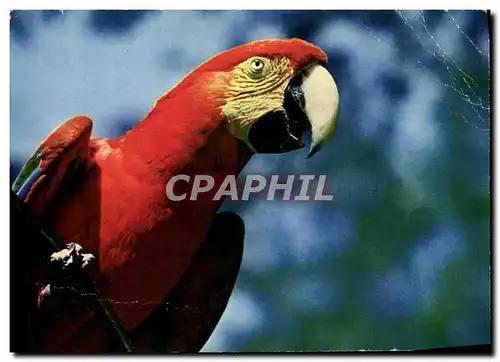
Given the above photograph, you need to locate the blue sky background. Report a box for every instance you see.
[10,10,490,351]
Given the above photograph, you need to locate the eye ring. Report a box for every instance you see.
[250,58,265,73]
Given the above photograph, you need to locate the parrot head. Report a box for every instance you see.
[161,38,340,158]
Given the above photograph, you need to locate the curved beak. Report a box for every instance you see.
[247,63,339,158]
[301,64,340,158]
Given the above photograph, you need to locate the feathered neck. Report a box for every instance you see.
[116,80,252,185]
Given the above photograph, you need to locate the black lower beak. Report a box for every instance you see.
[248,75,310,154]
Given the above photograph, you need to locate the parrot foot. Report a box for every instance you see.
[39,243,96,310]
[50,242,96,270]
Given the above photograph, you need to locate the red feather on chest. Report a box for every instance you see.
[42,77,251,345]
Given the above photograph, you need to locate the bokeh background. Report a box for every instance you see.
[10,10,490,351]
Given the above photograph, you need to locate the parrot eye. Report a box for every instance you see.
[251,58,264,70]
[249,57,266,75]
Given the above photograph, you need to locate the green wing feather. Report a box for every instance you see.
[12,148,43,199]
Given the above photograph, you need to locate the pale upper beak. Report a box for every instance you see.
[301,64,340,158]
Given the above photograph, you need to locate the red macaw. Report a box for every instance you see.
[11,38,340,353]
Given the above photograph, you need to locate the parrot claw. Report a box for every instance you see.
[39,243,96,310]
[50,242,96,270]
[81,253,96,268]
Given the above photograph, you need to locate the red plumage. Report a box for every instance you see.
[16,39,327,352]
